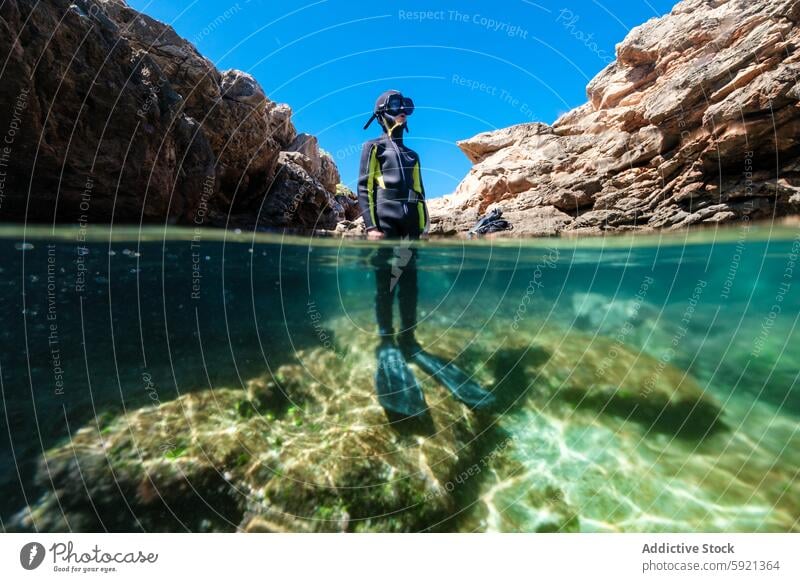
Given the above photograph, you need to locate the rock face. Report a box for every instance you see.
[429,0,800,236]
[262,135,360,229]
[0,0,347,230]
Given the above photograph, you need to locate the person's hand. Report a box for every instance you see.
[367,229,385,240]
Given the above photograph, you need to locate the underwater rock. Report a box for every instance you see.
[572,292,660,332]
[470,395,800,532]
[10,315,797,532]
[0,0,340,229]
[436,324,799,533]
[428,0,800,235]
[455,324,725,437]
[10,328,494,532]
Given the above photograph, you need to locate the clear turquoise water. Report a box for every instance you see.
[1,224,798,530]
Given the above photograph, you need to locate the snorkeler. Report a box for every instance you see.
[357,90,495,418]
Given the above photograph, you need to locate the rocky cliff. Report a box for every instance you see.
[429,0,800,236]
[0,0,357,230]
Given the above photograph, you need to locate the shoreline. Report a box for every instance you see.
[1,216,797,247]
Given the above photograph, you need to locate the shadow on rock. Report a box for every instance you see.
[488,345,553,411]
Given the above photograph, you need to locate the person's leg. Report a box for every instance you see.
[371,203,427,417]
[371,201,404,339]
[373,245,396,339]
[397,203,422,353]
[397,245,417,335]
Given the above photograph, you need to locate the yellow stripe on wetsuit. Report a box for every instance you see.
[367,145,381,228]
[412,160,422,193]
[412,161,426,230]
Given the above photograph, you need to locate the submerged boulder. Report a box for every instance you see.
[11,325,495,532]
[10,314,797,532]
[472,392,800,532]
[446,324,799,533]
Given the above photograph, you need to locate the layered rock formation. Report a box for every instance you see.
[0,0,354,230]
[430,0,800,236]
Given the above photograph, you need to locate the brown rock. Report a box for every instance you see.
[431,0,800,236]
[0,0,340,230]
[287,133,341,194]
[261,153,344,230]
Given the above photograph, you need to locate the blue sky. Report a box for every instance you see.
[128,0,675,198]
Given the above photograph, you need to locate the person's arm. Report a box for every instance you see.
[357,142,380,231]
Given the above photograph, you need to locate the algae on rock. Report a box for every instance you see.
[10,315,798,533]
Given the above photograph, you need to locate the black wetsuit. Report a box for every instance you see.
[357,124,428,338]
[357,125,428,236]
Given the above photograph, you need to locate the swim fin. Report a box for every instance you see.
[406,348,496,411]
[375,341,427,418]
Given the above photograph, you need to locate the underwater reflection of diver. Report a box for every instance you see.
[358,90,495,417]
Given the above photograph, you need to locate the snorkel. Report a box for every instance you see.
[379,114,406,140]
